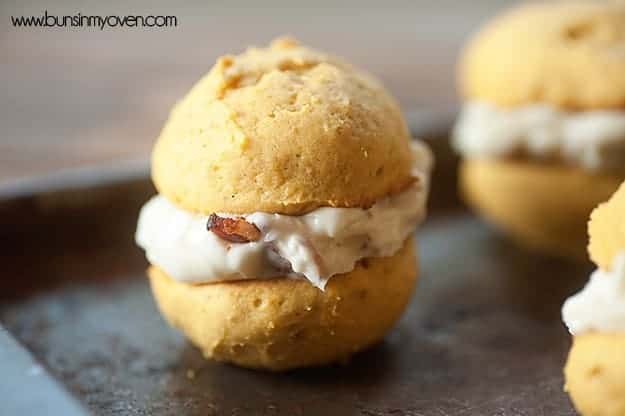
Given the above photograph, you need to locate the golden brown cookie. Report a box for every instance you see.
[152,38,415,215]
[565,333,625,416]
[588,181,625,270]
[460,1,625,110]
[149,239,417,371]
[460,158,622,258]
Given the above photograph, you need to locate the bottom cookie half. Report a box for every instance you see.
[460,158,622,259]
[148,239,417,371]
[565,333,625,416]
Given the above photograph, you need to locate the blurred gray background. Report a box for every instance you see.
[0,0,519,182]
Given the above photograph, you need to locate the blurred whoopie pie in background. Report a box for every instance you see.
[453,1,625,259]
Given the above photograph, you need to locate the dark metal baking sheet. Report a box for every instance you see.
[0,326,88,416]
[0,121,588,415]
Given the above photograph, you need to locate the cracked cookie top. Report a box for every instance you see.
[152,37,417,215]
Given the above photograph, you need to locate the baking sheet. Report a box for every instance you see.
[0,122,588,415]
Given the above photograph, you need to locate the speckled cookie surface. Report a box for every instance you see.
[460,158,622,258]
[460,1,625,109]
[565,333,625,416]
[152,38,415,215]
[148,239,417,371]
[588,181,625,270]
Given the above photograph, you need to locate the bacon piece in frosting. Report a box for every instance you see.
[207,214,261,243]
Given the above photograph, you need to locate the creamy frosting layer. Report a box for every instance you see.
[453,101,625,171]
[562,253,625,335]
[136,142,432,289]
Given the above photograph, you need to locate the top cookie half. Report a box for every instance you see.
[152,38,415,215]
[588,180,625,270]
[460,1,625,110]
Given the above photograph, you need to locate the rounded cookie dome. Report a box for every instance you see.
[460,1,625,109]
[152,38,415,215]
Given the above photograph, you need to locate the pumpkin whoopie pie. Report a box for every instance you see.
[136,38,432,370]
[563,181,625,415]
[453,1,625,258]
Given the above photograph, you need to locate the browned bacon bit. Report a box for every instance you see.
[207,214,261,243]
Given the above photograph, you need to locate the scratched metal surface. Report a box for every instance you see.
[0,133,587,415]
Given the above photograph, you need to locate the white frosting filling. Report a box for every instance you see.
[562,253,625,335]
[453,101,625,171]
[136,142,431,289]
